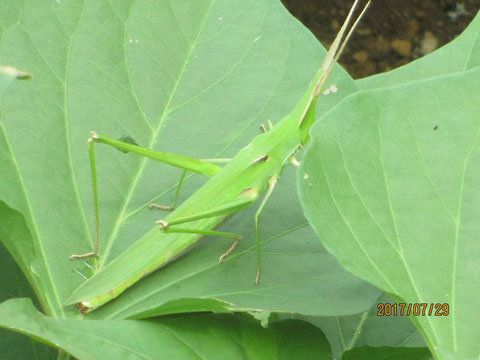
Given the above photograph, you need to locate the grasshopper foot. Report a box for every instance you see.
[288,155,300,167]
[255,269,261,285]
[218,237,242,263]
[149,203,174,211]
[69,251,98,260]
[156,220,169,231]
[259,120,274,133]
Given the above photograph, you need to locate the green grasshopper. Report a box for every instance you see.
[66,0,370,313]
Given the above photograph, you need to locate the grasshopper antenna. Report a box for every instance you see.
[314,0,371,97]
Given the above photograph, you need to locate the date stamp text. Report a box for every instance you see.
[377,303,449,316]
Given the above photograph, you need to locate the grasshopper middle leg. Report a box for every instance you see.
[157,194,258,262]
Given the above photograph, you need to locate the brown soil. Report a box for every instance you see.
[282,0,479,78]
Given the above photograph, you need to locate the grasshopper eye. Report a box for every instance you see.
[117,135,139,153]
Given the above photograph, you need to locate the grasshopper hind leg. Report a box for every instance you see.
[70,136,101,262]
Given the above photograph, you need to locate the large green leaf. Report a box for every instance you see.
[0,0,378,322]
[0,203,55,360]
[299,12,480,359]
[0,298,332,360]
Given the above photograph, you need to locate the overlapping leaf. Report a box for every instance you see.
[299,12,480,359]
[0,298,332,360]
[0,206,54,360]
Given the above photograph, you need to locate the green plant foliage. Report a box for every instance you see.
[3,0,476,358]
[299,12,480,360]
[342,346,432,360]
[0,0,380,357]
[0,299,332,360]
[0,204,54,360]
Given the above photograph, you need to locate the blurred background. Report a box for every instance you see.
[282,0,479,78]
